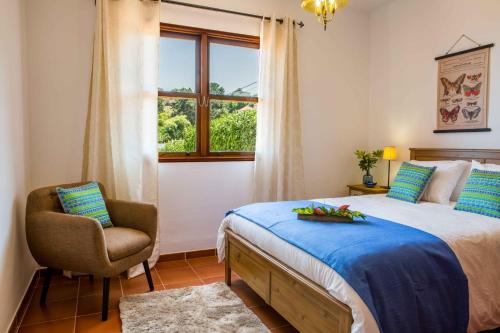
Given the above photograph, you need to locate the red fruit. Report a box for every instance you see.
[314,208,326,215]
[338,205,350,211]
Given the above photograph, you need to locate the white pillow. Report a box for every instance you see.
[471,160,500,172]
[410,160,468,204]
[450,161,472,202]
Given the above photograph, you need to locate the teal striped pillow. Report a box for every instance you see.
[387,162,436,203]
[455,169,500,219]
[56,182,113,228]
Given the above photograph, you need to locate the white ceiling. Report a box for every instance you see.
[348,0,392,11]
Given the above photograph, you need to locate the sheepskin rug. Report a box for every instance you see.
[119,282,270,333]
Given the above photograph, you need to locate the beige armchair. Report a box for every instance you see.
[25,182,157,321]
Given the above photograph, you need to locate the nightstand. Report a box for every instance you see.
[347,184,389,196]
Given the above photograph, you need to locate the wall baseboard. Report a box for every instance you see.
[158,248,216,262]
[8,269,40,333]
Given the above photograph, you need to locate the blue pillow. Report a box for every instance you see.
[455,169,500,219]
[387,162,436,203]
[56,182,113,228]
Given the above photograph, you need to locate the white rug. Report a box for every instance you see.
[119,282,271,333]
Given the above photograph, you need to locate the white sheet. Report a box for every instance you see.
[217,195,500,333]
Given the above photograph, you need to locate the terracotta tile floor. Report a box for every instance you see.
[15,256,298,333]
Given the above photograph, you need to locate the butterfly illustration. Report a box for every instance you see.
[441,74,466,96]
[462,107,481,121]
[441,98,450,102]
[463,82,482,97]
[467,101,478,106]
[452,98,463,103]
[440,106,460,123]
[467,73,482,82]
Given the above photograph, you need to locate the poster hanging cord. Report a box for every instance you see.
[446,34,482,55]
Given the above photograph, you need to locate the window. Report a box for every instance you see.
[158,24,259,162]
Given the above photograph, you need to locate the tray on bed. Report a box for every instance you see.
[297,214,355,223]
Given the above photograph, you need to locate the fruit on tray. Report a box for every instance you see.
[292,204,366,220]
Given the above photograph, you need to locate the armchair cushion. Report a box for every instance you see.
[105,199,157,241]
[104,227,151,261]
[57,182,113,228]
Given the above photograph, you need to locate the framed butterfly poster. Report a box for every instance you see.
[434,44,494,133]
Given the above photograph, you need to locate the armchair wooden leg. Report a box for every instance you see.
[40,268,53,305]
[102,277,110,321]
[143,260,154,291]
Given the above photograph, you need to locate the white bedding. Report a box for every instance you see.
[217,195,500,333]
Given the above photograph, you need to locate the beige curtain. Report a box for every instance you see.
[83,0,160,278]
[254,17,305,202]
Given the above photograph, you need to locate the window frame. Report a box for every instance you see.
[158,23,260,163]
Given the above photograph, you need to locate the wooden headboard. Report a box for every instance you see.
[410,148,500,165]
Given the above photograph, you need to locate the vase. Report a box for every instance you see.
[363,172,373,185]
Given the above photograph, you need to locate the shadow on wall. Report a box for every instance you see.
[0,196,37,331]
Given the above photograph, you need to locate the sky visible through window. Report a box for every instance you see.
[159,38,196,92]
[159,37,259,96]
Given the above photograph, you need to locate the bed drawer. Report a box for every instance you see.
[229,241,270,302]
[270,269,348,333]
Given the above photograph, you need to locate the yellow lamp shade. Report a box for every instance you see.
[301,0,350,13]
[301,0,317,13]
[336,0,349,9]
[383,146,397,161]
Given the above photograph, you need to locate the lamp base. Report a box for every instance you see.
[386,160,392,189]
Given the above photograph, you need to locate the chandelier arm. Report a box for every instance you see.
[303,0,345,30]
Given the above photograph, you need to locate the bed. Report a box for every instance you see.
[217,148,500,333]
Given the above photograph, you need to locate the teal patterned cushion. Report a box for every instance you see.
[387,162,436,203]
[56,182,113,228]
[454,169,500,219]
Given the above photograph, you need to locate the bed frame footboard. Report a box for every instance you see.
[225,229,353,333]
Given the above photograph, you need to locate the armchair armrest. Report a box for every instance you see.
[26,211,110,273]
[105,199,157,242]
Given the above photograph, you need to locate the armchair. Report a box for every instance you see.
[25,182,157,320]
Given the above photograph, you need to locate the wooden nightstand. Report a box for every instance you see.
[347,184,389,196]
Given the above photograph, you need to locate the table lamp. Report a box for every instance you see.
[383,146,397,189]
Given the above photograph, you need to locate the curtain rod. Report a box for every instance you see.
[161,0,305,28]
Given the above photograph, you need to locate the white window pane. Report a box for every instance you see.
[158,97,197,153]
[210,100,256,152]
[159,37,196,93]
[209,43,258,97]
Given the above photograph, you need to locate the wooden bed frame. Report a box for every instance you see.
[224,148,500,333]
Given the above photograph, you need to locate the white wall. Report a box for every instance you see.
[159,162,254,252]
[26,0,95,189]
[368,0,500,181]
[0,0,38,331]
[25,0,371,254]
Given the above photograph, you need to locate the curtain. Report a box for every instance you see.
[254,17,305,202]
[83,0,160,278]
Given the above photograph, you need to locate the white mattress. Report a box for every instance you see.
[217,195,500,333]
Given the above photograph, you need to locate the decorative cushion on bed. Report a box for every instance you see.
[387,162,436,203]
[455,169,500,219]
[56,182,113,228]
[410,160,468,204]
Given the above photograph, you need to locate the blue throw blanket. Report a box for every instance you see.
[228,201,469,333]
